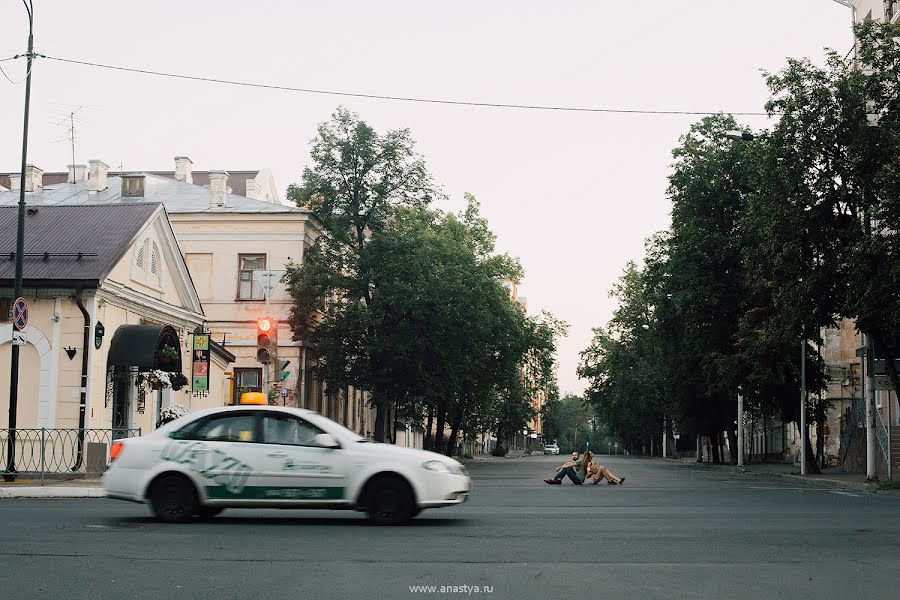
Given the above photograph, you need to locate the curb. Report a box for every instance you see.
[769,472,879,493]
[673,459,881,493]
[0,486,105,499]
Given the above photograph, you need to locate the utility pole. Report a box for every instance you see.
[864,334,876,480]
[4,1,34,483]
[800,338,807,476]
[737,389,744,467]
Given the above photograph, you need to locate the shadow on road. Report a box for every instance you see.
[110,515,466,528]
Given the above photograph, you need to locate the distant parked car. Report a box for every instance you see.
[544,443,560,455]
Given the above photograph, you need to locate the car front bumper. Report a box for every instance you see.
[417,473,472,508]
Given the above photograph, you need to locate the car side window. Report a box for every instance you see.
[183,414,258,443]
[262,414,325,447]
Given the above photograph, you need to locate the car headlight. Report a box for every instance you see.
[423,460,452,473]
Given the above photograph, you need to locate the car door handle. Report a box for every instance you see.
[267,451,288,458]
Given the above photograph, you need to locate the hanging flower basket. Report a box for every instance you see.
[157,344,180,367]
[136,370,172,394]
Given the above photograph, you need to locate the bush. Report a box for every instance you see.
[491,445,508,457]
[157,404,190,428]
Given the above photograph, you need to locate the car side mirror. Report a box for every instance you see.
[313,433,340,449]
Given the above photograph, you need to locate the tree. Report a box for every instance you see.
[285,107,440,440]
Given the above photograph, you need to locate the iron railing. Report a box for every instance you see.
[1,428,141,482]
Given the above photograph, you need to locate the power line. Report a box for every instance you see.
[37,53,772,117]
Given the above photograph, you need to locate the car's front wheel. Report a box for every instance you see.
[149,473,198,523]
[366,476,415,525]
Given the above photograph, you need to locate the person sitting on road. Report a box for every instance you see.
[584,450,625,485]
[544,451,586,484]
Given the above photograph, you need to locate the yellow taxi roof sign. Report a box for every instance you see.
[239,392,267,405]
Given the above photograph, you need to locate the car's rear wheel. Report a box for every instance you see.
[149,473,198,523]
[366,476,415,525]
[195,506,225,520]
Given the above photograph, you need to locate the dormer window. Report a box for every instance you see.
[121,175,145,198]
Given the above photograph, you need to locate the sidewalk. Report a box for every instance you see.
[671,456,892,494]
[0,476,104,498]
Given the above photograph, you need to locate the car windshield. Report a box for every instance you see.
[306,412,367,442]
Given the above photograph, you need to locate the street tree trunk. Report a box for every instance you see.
[803,428,821,474]
[373,402,390,443]
[446,407,464,457]
[433,406,447,455]
[727,424,738,465]
[424,408,434,451]
[815,400,826,470]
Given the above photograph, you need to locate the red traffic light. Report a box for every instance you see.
[257,317,273,333]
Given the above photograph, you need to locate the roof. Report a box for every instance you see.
[0,203,160,285]
[0,170,262,198]
[0,173,303,215]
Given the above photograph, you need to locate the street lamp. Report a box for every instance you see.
[4,0,34,483]
[722,128,810,474]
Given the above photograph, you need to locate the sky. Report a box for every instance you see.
[0,1,853,395]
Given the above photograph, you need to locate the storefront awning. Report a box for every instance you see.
[107,324,181,371]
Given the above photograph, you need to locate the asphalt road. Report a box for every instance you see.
[1,455,898,600]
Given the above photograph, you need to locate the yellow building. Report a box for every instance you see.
[1,159,377,441]
[0,199,211,440]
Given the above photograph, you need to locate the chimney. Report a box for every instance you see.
[245,179,263,201]
[67,164,87,183]
[208,170,228,208]
[87,159,109,192]
[174,156,193,184]
[8,174,21,191]
[24,165,43,192]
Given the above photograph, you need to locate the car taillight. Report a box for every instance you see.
[110,441,124,462]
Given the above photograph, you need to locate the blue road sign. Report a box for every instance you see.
[13,297,28,330]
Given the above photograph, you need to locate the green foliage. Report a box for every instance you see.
[284,108,566,449]
[579,21,900,462]
[542,394,611,453]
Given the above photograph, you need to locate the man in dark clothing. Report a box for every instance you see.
[544,452,585,484]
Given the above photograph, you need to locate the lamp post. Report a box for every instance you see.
[737,389,744,467]
[4,1,34,483]
[725,129,811,474]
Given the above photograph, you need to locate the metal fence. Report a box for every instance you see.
[1,428,141,482]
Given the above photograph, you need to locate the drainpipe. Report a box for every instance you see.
[71,289,90,471]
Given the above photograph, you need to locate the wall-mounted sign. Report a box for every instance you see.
[192,333,210,392]
[94,321,105,349]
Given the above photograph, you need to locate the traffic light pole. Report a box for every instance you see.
[5,1,34,483]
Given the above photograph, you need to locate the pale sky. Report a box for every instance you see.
[0,1,852,394]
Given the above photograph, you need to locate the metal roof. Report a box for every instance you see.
[0,173,303,215]
[0,203,160,284]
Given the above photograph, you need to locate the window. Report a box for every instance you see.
[262,413,326,446]
[149,241,161,287]
[183,413,258,443]
[237,254,266,300]
[233,368,262,403]
[121,175,145,197]
[135,245,144,269]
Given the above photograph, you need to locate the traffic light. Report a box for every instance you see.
[275,359,291,382]
[256,317,278,364]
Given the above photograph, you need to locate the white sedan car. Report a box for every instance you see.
[103,405,471,524]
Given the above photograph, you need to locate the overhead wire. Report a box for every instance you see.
[36,53,772,117]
